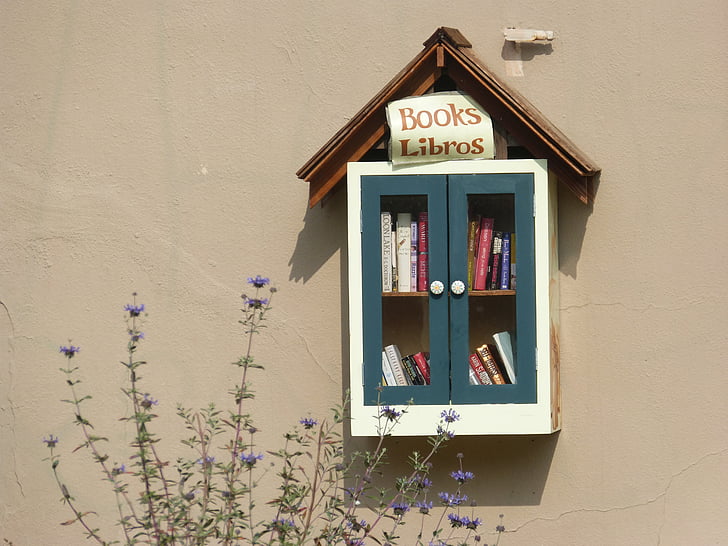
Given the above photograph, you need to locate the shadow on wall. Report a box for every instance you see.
[346,432,559,507]
[558,176,597,279]
[288,186,348,284]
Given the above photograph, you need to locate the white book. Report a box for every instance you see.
[381,350,397,386]
[384,344,409,386]
[492,331,517,384]
[468,367,480,385]
[380,212,393,292]
[396,213,412,292]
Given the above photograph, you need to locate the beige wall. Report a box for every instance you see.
[2,2,727,544]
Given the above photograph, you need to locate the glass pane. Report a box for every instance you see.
[465,193,518,387]
[380,195,431,387]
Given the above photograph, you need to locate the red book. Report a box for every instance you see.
[468,353,493,385]
[417,212,428,291]
[473,217,494,290]
[412,351,431,384]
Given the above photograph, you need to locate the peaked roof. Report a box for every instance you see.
[297,27,600,207]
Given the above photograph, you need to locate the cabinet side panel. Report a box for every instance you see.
[548,171,561,431]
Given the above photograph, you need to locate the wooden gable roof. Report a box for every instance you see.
[297,27,600,207]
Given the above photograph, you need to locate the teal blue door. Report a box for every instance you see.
[360,173,536,406]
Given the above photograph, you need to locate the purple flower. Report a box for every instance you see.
[436,425,455,439]
[239,452,263,467]
[43,435,59,448]
[272,517,296,530]
[415,476,433,489]
[391,501,410,516]
[112,464,126,476]
[124,303,145,317]
[440,408,460,423]
[415,500,433,514]
[466,516,483,530]
[129,331,144,342]
[346,518,367,531]
[448,513,464,528]
[243,296,269,309]
[380,405,402,421]
[299,417,318,429]
[140,394,158,409]
[438,492,468,506]
[450,470,475,484]
[197,456,215,466]
[247,276,270,288]
[59,345,80,358]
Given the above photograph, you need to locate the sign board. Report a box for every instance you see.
[386,91,495,165]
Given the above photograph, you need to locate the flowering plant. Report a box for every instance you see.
[43,277,505,545]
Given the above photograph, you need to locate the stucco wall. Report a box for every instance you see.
[2,2,727,544]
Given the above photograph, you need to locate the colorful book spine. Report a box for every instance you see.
[475,344,507,384]
[410,220,418,291]
[417,212,428,291]
[473,217,494,290]
[384,344,409,386]
[468,352,493,385]
[402,354,424,385]
[381,350,397,386]
[412,351,431,384]
[509,233,516,290]
[488,232,502,290]
[396,213,412,292]
[499,232,511,290]
[466,215,480,289]
[380,212,393,292]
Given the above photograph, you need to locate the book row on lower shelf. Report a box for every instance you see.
[381,331,516,387]
[380,210,516,293]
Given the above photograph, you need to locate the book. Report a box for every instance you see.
[381,350,397,386]
[468,352,493,385]
[380,212,393,292]
[499,232,511,290]
[492,331,516,384]
[475,344,507,384]
[466,215,480,289]
[384,344,410,385]
[509,233,516,289]
[396,213,412,292]
[412,351,431,384]
[402,354,424,385]
[417,212,428,291]
[468,366,480,385]
[472,217,494,290]
[410,220,418,291]
[488,232,503,290]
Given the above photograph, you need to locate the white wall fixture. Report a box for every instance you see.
[503,28,555,44]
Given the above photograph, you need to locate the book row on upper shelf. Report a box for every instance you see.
[380,211,428,293]
[381,331,516,387]
[380,210,516,294]
[467,213,515,292]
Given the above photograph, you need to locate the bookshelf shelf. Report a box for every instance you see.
[347,160,560,436]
